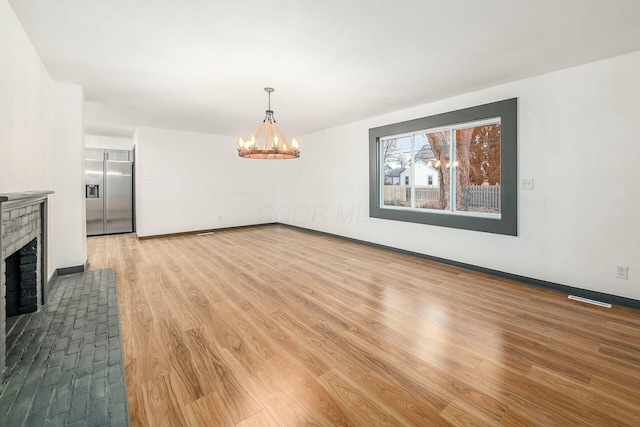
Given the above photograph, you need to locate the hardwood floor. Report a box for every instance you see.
[86,225,640,426]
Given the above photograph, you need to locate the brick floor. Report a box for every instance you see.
[0,269,130,427]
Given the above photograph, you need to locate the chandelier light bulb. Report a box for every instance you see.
[292,138,299,150]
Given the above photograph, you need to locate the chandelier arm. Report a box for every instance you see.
[270,121,278,148]
[274,121,289,147]
[253,122,265,145]
[265,120,272,149]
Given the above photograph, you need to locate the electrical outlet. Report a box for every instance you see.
[616,265,629,280]
[522,178,534,190]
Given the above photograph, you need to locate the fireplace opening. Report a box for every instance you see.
[4,238,38,331]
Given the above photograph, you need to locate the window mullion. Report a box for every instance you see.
[411,134,415,209]
[379,140,385,207]
[450,128,456,212]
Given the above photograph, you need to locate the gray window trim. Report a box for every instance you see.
[369,98,517,235]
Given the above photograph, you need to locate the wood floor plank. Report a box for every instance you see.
[266,355,355,426]
[158,316,205,403]
[527,365,640,425]
[469,358,624,426]
[235,409,280,427]
[181,392,235,427]
[86,225,640,426]
[182,326,263,424]
[316,368,404,427]
[356,370,451,426]
[250,361,327,427]
[269,309,368,380]
[124,359,150,427]
[142,374,188,427]
[339,322,507,423]
[440,399,500,427]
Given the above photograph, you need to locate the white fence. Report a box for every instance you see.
[462,185,500,212]
[384,185,500,212]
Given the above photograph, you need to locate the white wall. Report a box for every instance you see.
[277,50,640,301]
[0,1,53,193]
[0,0,56,278]
[85,134,133,151]
[52,82,86,268]
[135,127,279,237]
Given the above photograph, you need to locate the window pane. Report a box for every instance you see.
[382,136,412,207]
[455,121,501,214]
[415,130,450,210]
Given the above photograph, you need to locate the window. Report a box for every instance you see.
[369,98,517,235]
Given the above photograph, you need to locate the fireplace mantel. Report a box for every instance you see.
[0,191,54,208]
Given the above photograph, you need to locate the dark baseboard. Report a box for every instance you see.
[48,270,58,283]
[56,264,85,276]
[135,222,278,240]
[46,270,58,299]
[279,223,640,310]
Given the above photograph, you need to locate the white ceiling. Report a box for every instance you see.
[10,0,640,138]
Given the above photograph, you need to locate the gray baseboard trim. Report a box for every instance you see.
[280,223,640,310]
[135,222,278,240]
[48,270,58,285]
[56,264,85,276]
[47,270,59,295]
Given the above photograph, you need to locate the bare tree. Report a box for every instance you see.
[383,139,399,164]
[455,128,473,209]
[426,131,450,209]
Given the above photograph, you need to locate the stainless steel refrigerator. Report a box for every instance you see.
[85,149,134,236]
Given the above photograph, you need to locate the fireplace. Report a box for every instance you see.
[5,239,39,325]
[0,191,52,382]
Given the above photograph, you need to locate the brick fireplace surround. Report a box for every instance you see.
[0,191,52,382]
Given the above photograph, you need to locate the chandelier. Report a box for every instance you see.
[236,87,300,159]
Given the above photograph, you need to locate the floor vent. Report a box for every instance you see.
[568,295,612,308]
[197,231,215,236]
